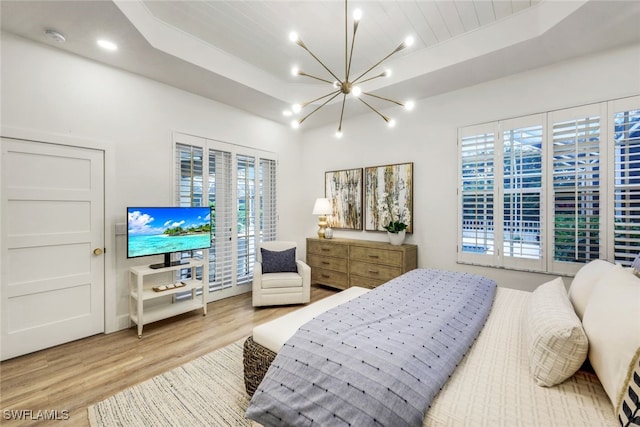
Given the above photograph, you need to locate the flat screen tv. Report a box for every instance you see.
[127,206,212,269]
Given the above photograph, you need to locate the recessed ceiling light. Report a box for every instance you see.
[44,29,66,43]
[97,39,118,51]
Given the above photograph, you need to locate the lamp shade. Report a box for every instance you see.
[312,198,332,215]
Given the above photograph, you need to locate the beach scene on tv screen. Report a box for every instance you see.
[127,207,211,258]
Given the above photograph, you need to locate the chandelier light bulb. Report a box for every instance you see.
[384,69,392,77]
[353,9,362,21]
[404,100,415,111]
[335,130,343,138]
[404,36,415,47]
[387,118,397,128]
[351,85,362,97]
[333,81,340,89]
[291,66,300,76]
[289,31,299,43]
[291,119,300,129]
[292,103,302,113]
[97,39,118,51]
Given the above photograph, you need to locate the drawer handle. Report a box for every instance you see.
[368,270,379,274]
[368,255,379,259]
[321,261,330,265]
[321,274,331,278]
[321,248,330,251]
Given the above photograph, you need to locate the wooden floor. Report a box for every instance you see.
[0,286,337,427]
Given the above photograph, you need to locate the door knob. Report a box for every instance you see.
[93,248,104,255]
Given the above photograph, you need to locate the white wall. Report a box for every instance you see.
[0,32,303,332]
[299,43,640,292]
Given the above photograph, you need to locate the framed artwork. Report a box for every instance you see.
[364,162,413,232]
[324,168,363,230]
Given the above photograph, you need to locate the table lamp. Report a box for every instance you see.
[312,198,333,238]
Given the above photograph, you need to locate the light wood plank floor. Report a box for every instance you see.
[0,286,338,427]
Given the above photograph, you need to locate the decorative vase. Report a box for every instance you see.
[324,227,333,239]
[388,230,406,246]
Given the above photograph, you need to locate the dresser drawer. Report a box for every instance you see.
[307,240,348,258]
[311,268,348,290]
[349,260,401,282]
[349,274,388,289]
[307,253,348,273]
[350,246,403,266]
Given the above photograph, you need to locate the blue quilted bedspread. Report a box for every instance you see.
[245,268,497,427]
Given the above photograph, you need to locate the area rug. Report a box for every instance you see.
[87,339,251,426]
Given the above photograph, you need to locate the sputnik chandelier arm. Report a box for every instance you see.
[294,90,342,127]
[287,0,415,137]
[351,38,413,85]
[362,91,415,110]
[358,97,394,127]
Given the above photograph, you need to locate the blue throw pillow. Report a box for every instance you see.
[261,247,297,273]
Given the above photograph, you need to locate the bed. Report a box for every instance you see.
[244,263,640,426]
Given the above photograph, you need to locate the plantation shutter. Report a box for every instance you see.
[459,123,498,265]
[175,144,204,207]
[611,96,640,265]
[549,104,607,273]
[174,143,206,289]
[260,158,277,242]
[236,154,256,285]
[175,143,206,268]
[208,147,233,291]
[174,133,278,301]
[501,115,545,271]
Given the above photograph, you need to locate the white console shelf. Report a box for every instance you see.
[129,258,207,338]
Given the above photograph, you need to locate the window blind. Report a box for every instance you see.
[503,123,543,263]
[174,134,278,299]
[613,106,640,265]
[260,158,277,242]
[174,143,206,285]
[459,97,639,274]
[236,154,256,286]
[209,148,233,291]
[460,129,496,257]
[176,143,204,207]
[551,115,601,264]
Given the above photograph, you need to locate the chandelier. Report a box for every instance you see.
[286,0,415,137]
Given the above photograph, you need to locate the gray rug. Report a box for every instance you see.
[88,340,251,426]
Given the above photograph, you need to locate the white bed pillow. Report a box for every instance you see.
[582,266,640,409]
[568,259,619,320]
[524,277,589,387]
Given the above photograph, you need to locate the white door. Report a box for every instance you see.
[1,139,105,360]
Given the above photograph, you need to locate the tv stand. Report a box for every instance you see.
[129,258,208,338]
[149,253,188,269]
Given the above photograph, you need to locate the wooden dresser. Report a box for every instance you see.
[306,237,417,290]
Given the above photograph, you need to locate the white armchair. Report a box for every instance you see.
[252,241,311,307]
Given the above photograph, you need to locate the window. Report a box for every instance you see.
[612,98,640,266]
[548,104,605,274]
[174,134,277,297]
[236,154,256,285]
[459,96,639,274]
[460,116,544,271]
[503,119,543,269]
[460,124,496,260]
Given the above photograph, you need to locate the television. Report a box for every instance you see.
[127,206,212,269]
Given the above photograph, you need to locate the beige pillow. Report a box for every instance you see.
[524,277,589,387]
[582,267,640,409]
[568,259,619,320]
